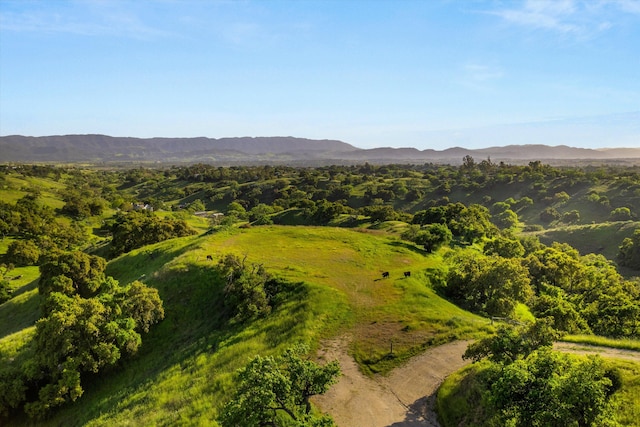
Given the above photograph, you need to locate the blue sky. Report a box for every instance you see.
[1,0,638,150]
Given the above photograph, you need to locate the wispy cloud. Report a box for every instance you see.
[464,63,504,82]
[459,62,504,91]
[609,0,640,14]
[0,1,171,40]
[486,0,640,38]
[491,0,580,33]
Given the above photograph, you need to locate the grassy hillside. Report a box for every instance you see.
[533,220,640,262]
[2,164,639,425]
[2,226,489,426]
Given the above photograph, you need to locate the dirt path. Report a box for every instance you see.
[313,338,472,427]
[553,342,640,362]
[313,338,640,427]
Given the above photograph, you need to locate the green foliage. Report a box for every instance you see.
[610,207,632,221]
[5,240,41,266]
[531,289,591,334]
[493,208,518,229]
[60,192,106,219]
[3,163,640,425]
[0,264,13,304]
[227,201,248,220]
[463,319,559,364]
[527,244,640,337]
[618,228,640,270]
[309,200,345,225]
[444,254,533,317]
[39,251,107,298]
[249,203,276,225]
[219,343,340,427]
[453,323,620,427]
[108,210,196,256]
[563,209,581,224]
[540,207,560,223]
[1,249,164,419]
[414,203,496,244]
[360,205,399,222]
[413,223,453,252]
[0,280,10,304]
[217,254,274,322]
[489,349,617,427]
[483,235,525,258]
[119,280,165,333]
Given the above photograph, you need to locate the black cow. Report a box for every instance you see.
[206,255,213,261]
[404,271,411,278]
[382,271,390,278]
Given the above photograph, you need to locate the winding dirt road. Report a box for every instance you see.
[313,338,640,427]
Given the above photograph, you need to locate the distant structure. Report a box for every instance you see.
[194,211,224,219]
[133,203,153,212]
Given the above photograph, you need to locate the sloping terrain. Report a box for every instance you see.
[1,226,488,426]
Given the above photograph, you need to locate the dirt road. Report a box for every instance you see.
[313,338,471,427]
[313,338,640,427]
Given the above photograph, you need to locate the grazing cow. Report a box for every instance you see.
[382,271,390,278]
[404,271,411,278]
[206,255,213,261]
[13,275,23,280]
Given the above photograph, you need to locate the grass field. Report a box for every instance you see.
[529,220,640,265]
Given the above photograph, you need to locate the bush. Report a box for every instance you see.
[610,207,632,221]
[540,207,560,223]
[217,254,272,321]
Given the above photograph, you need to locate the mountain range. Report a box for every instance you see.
[1,134,639,165]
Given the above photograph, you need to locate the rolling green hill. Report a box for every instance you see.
[1,163,639,426]
[1,226,488,426]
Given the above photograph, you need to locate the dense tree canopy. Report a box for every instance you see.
[445,254,533,317]
[108,210,196,256]
[1,251,164,419]
[462,323,619,427]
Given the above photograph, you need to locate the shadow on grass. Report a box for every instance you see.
[46,264,314,426]
[0,280,41,339]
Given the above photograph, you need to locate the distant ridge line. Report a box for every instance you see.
[1,134,639,164]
